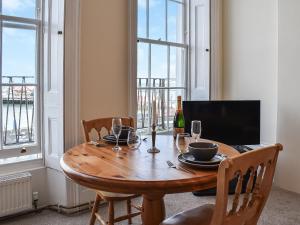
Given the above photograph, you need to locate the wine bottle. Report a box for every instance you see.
[173,96,185,139]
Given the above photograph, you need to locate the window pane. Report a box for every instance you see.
[137,88,169,131]
[149,0,166,40]
[2,85,37,146]
[151,44,168,82]
[168,1,184,43]
[2,27,37,84]
[155,88,168,131]
[150,45,169,131]
[137,42,149,79]
[137,87,151,130]
[138,0,147,38]
[1,0,37,19]
[1,26,37,147]
[170,47,185,87]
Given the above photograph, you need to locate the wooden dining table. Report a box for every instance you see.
[60,135,239,225]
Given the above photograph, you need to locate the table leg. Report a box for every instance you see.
[142,193,165,225]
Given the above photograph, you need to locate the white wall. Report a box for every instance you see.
[46,169,68,205]
[222,0,300,194]
[275,0,300,193]
[30,168,48,206]
[222,0,278,144]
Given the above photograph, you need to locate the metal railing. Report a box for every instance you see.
[2,76,35,146]
[137,77,185,131]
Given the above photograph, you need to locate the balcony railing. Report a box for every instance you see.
[137,77,185,132]
[2,76,35,146]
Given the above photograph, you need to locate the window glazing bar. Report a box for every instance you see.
[137,87,186,90]
[167,45,170,129]
[146,0,149,38]
[147,43,152,130]
[2,22,36,30]
[169,0,185,5]
[0,15,40,25]
[165,0,168,41]
[138,37,187,48]
[0,0,3,150]
[2,83,38,87]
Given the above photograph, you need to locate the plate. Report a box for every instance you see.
[103,135,128,145]
[182,153,223,164]
[178,154,226,169]
[103,135,139,145]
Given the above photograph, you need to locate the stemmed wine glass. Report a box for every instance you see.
[127,129,141,150]
[191,120,201,142]
[112,118,122,151]
[176,133,191,154]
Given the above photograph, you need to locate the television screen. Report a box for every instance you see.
[183,101,260,145]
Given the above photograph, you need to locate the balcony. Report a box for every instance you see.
[2,76,36,146]
[137,77,185,132]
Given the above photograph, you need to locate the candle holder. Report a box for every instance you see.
[147,123,160,153]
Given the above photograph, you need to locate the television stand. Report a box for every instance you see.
[231,145,253,153]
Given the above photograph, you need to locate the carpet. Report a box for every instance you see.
[2,186,300,225]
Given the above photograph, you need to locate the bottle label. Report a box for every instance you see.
[177,96,182,110]
[173,128,185,139]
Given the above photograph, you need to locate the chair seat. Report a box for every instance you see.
[96,190,140,200]
[160,204,215,225]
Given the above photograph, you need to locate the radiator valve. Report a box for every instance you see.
[33,192,39,209]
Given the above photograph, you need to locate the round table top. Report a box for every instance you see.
[61,135,239,194]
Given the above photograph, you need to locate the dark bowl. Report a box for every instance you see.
[119,126,134,139]
[188,142,218,161]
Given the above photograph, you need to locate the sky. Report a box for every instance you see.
[1,0,37,84]
[137,0,185,88]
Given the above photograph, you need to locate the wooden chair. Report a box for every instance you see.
[81,117,142,225]
[161,144,283,225]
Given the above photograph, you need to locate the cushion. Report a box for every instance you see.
[160,204,215,225]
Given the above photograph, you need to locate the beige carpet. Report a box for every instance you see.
[2,186,300,225]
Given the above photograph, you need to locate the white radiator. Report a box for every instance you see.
[0,172,32,217]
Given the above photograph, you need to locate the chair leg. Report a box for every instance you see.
[108,200,115,225]
[127,199,132,224]
[89,194,102,225]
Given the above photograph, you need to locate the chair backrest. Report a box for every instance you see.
[81,117,134,142]
[210,144,283,225]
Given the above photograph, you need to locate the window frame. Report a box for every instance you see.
[134,0,190,131]
[0,0,43,159]
[129,0,223,118]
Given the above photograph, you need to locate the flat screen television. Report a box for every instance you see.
[183,100,260,145]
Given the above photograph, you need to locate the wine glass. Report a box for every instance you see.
[191,120,201,142]
[112,118,122,151]
[127,129,141,150]
[176,133,191,154]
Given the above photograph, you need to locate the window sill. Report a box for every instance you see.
[0,154,44,175]
[0,153,42,165]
